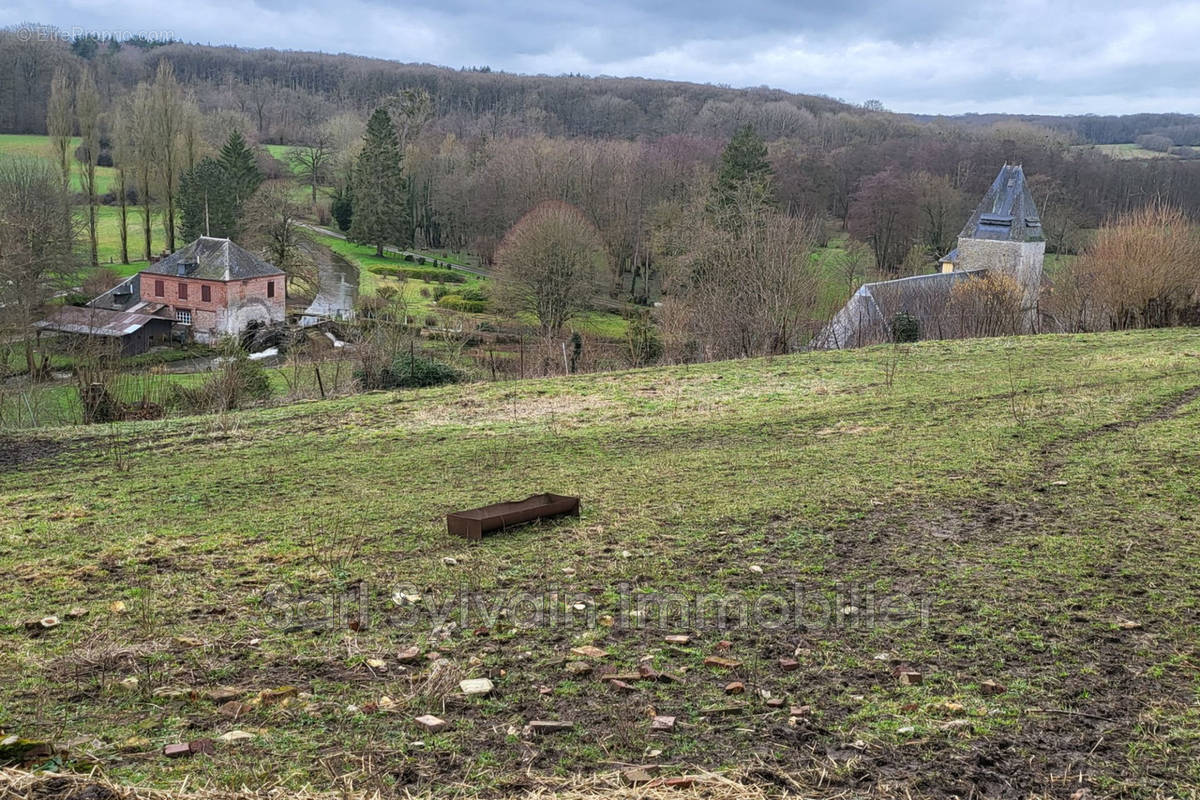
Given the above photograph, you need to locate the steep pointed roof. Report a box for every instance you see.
[142,237,283,282]
[960,165,1044,243]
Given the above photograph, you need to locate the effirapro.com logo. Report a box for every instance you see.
[14,25,176,43]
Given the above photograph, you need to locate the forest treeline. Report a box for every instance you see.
[5,24,1200,291]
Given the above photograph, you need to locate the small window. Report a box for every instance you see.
[154,279,164,297]
[266,280,275,298]
[201,285,211,303]
[176,309,192,325]
[178,283,188,300]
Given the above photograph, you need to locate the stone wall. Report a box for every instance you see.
[956,237,1045,330]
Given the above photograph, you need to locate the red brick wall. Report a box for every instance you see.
[141,274,229,311]
[139,272,286,338]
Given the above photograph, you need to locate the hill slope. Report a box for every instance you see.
[2,330,1199,797]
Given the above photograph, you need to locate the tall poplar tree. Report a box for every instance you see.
[46,68,73,202]
[150,62,186,252]
[76,67,101,268]
[111,101,133,264]
[349,107,406,256]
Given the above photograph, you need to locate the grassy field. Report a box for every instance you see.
[0,354,361,429]
[0,134,120,194]
[1072,143,1177,160]
[314,232,630,338]
[1,329,1198,797]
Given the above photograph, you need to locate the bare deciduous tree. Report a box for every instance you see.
[0,158,77,376]
[75,67,100,268]
[46,67,72,200]
[657,176,821,361]
[288,134,333,204]
[493,201,608,336]
[1053,202,1200,330]
[240,181,318,295]
[150,62,189,252]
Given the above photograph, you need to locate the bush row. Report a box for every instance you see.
[436,294,488,313]
[368,265,466,283]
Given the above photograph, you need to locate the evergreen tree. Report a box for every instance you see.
[713,125,774,210]
[331,183,353,232]
[176,132,263,242]
[217,130,263,209]
[349,107,407,256]
[179,158,238,240]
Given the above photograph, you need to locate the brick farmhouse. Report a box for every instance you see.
[37,236,287,355]
[139,237,286,343]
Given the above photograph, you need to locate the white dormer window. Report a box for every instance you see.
[176,309,192,325]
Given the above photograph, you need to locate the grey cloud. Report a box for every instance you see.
[7,0,1199,114]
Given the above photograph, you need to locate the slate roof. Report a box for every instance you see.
[34,306,171,338]
[813,269,988,349]
[141,237,283,281]
[855,269,985,322]
[88,274,141,312]
[959,165,1044,243]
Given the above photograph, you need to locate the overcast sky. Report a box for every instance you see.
[8,0,1199,115]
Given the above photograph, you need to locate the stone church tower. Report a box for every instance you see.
[939,164,1045,330]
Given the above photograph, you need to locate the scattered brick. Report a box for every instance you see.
[415,714,448,733]
[162,743,191,759]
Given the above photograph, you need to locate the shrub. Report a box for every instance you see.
[891,312,920,343]
[459,286,488,303]
[424,315,438,327]
[404,253,415,262]
[368,265,465,283]
[356,295,389,318]
[419,287,430,298]
[173,351,271,413]
[416,256,426,265]
[356,353,462,390]
[437,294,487,313]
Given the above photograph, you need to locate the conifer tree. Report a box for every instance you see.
[179,159,238,240]
[349,107,407,256]
[713,125,774,210]
[217,130,263,209]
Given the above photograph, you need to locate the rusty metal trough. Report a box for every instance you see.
[447,493,581,540]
